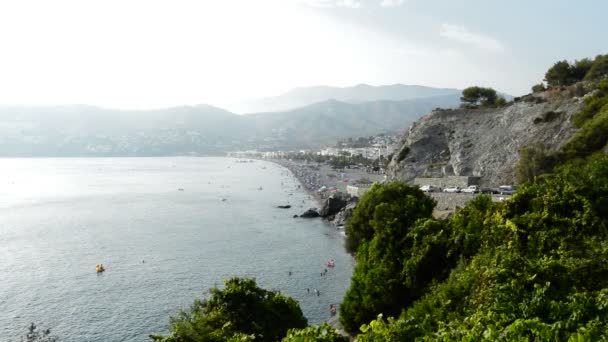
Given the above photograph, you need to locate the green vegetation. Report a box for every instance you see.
[395,146,410,162]
[150,278,307,342]
[460,86,506,108]
[149,53,608,342]
[342,155,608,341]
[531,83,546,93]
[282,324,348,342]
[544,54,608,87]
[341,182,437,332]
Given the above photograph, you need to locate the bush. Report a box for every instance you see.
[282,324,348,342]
[531,83,546,93]
[460,86,499,108]
[585,54,608,81]
[395,146,409,163]
[150,278,307,342]
[545,60,574,87]
[344,181,435,254]
[353,155,608,341]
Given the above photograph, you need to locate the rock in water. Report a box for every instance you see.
[300,208,320,218]
[318,193,349,218]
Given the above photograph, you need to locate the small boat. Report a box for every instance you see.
[96,264,105,273]
[178,188,184,191]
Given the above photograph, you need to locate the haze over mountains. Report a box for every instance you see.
[0,84,463,156]
[232,84,462,113]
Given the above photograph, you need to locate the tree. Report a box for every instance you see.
[341,182,438,332]
[531,83,546,93]
[344,181,435,253]
[460,86,499,108]
[544,60,574,87]
[150,278,307,342]
[585,54,608,81]
[571,58,594,81]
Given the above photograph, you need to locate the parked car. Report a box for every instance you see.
[443,186,461,193]
[480,187,499,194]
[462,185,479,194]
[498,185,517,195]
[420,184,439,192]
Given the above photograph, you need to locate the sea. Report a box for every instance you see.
[0,157,353,342]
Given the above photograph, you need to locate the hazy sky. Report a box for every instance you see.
[0,0,605,110]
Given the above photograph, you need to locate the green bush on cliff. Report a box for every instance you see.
[282,324,348,342]
[351,155,608,341]
[150,278,307,342]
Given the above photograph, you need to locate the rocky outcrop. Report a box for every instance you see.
[300,208,320,218]
[329,201,357,227]
[387,92,584,186]
[319,193,349,218]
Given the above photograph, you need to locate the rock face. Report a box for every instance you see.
[329,201,357,227]
[387,93,583,186]
[319,193,349,218]
[300,208,320,218]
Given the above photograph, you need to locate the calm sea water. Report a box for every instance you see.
[0,157,353,342]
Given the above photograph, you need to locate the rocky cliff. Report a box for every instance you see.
[387,91,584,186]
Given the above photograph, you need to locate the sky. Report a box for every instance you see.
[0,0,605,111]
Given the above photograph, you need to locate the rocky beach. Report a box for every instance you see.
[269,159,385,227]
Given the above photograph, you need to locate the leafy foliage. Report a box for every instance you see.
[395,146,410,163]
[344,181,435,254]
[545,60,574,87]
[460,86,504,108]
[531,83,546,93]
[341,182,437,332]
[282,324,348,342]
[543,54,608,87]
[150,278,307,342]
[351,155,608,341]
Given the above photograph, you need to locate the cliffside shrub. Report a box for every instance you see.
[344,181,435,254]
[282,324,348,342]
[532,110,562,124]
[460,86,501,108]
[515,143,558,183]
[150,278,307,342]
[531,83,546,93]
[341,182,437,332]
[543,54,608,88]
[585,54,608,81]
[353,155,608,341]
[545,60,574,87]
[395,146,409,162]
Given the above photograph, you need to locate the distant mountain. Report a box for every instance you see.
[0,92,462,156]
[238,94,461,148]
[232,84,462,113]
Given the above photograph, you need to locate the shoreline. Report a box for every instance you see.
[266,159,325,208]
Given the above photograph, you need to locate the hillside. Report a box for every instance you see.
[0,93,460,156]
[239,94,461,149]
[232,84,461,113]
[387,90,584,186]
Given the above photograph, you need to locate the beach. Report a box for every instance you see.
[269,159,386,205]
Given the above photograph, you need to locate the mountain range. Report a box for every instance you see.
[0,84,466,156]
[231,84,462,113]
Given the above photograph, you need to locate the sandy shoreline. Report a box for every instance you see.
[266,158,386,205]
